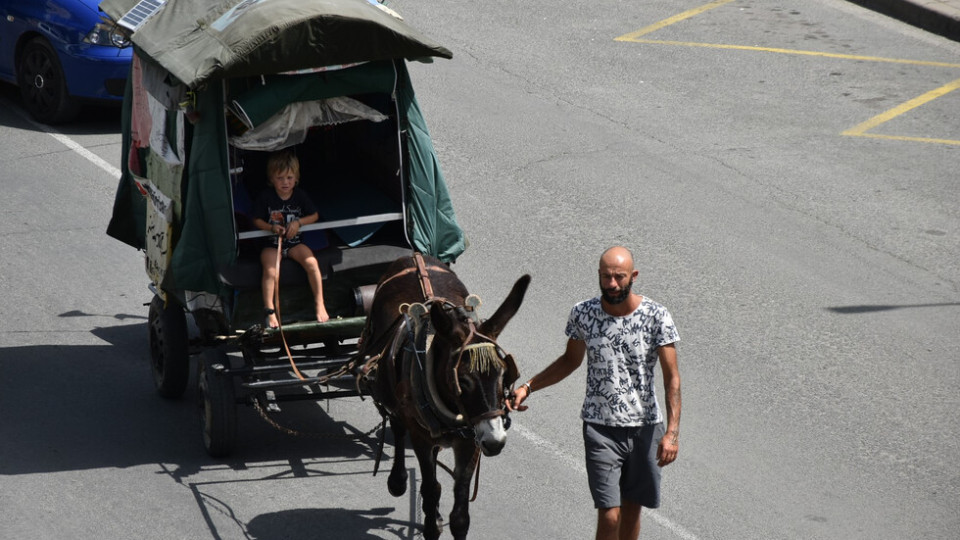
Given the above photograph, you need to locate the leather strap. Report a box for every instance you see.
[376,254,451,300]
[413,252,434,300]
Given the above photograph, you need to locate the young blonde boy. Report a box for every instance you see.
[252,151,330,328]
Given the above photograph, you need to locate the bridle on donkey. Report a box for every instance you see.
[402,300,518,436]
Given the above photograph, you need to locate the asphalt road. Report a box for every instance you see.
[1,0,958,539]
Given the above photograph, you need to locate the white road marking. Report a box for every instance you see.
[513,423,700,540]
[6,98,122,179]
[45,130,122,179]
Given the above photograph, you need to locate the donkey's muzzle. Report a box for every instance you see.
[475,416,507,456]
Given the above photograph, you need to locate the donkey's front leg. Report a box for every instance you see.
[387,416,408,497]
[449,440,481,540]
[412,437,443,540]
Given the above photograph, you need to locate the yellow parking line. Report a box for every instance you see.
[622,39,960,69]
[842,78,960,141]
[616,0,960,145]
[849,133,960,145]
[615,0,735,41]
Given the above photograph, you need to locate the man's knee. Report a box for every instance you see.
[597,507,620,526]
[596,507,621,539]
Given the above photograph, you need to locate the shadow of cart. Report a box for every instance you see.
[0,319,424,539]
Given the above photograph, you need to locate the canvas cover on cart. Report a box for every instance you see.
[97,0,452,88]
[103,0,465,295]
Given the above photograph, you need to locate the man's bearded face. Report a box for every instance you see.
[600,276,634,305]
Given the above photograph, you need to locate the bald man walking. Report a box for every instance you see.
[509,247,682,540]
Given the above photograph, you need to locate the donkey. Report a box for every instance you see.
[356,253,529,540]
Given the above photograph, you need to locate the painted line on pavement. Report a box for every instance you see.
[513,423,701,540]
[842,132,960,145]
[842,77,960,145]
[45,130,122,179]
[616,38,960,69]
[615,0,734,41]
[5,96,122,179]
[615,0,960,146]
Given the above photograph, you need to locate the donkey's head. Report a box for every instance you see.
[428,275,530,456]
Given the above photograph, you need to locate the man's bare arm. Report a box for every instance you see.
[657,343,681,466]
[507,338,586,411]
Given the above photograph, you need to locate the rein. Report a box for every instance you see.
[273,235,309,381]
[271,234,353,385]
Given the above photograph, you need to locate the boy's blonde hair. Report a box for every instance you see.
[266,151,300,182]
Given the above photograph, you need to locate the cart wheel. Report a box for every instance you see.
[198,348,237,458]
[148,295,190,398]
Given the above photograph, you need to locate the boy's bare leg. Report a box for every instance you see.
[289,244,329,322]
[260,247,280,328]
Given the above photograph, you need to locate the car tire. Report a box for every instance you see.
[17,37,80,124]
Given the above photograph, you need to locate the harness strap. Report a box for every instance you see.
[472,450,482,502]
[372,415,388,476]
[375,253,451,299]
[436,447,483,502]
[413,251,434,300]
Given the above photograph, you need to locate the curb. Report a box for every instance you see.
[848,0,960,42]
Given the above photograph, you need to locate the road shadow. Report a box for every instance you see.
[0,318,423,539]
[246,507,418,540]
[168,460,421,540]
[0,81,122,135]
[0,319,385,478]
[826,302,960,314]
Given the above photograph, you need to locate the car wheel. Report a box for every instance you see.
[17,37,79,124]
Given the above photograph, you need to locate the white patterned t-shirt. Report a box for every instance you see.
[565,296,680,427]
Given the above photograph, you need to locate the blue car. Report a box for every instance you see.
[0,0,132,124]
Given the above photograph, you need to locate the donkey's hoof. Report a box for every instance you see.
[421,518,443,540]
[387,471,408,497]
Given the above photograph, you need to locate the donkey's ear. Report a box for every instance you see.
[429,302,456,338]
[479,274,531,340]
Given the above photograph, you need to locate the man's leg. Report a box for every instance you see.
[586,422,630,540]
[596,507,621,540]
[618,500,643,540]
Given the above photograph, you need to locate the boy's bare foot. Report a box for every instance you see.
[265,308,279,329]
[317,308,330,323]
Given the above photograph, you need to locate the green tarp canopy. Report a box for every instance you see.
[97,0,452,88]
[103,0,465,296]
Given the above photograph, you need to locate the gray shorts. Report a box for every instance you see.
[583,421,664,509]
